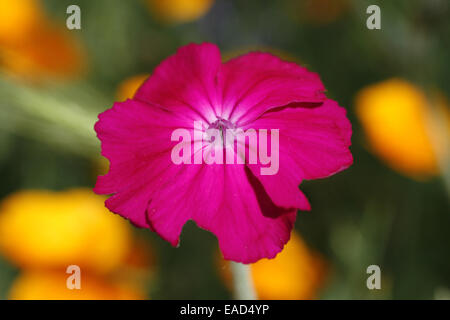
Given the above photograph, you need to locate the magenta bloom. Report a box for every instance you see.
[94,43,352,263]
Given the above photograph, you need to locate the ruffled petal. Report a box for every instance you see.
[144,164,224,246]
[142,162,296,263]
[203,165,297,263]
[218,52,326,125]
[243,99,353,209]
[94,99,192,228]
[134,43,222,123]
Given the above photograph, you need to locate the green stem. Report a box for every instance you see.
[230,262,257,300]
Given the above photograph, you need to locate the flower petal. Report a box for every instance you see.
[143,162,296,263]
[207,165,297,263]
[218,52,326,125]
[134,43,222,123]
[94,99,191,227]
[244,99,353,209]
[144,164,224,246]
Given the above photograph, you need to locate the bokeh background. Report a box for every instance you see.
[0,0,449,300]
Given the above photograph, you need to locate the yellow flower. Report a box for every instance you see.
[355,79,449,179]
[146,0,214,24]
[116,74,149,101]
[0,0,43,45]
[9,270,145,300]
[0,189,131,274]
[218,232,327,300]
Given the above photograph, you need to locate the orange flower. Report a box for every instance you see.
[355,79,449,179]
[218,232,327,300]
[9,270,145,300]
[1,23,86,80]
[0,0,86,80]
[0,0,43,45]
[146,0,214,24]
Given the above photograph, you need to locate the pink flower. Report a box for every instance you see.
[94,43,352,263]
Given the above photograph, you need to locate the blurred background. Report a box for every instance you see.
[0,0,449,300]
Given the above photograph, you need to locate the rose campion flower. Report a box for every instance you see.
[94,43,352,263]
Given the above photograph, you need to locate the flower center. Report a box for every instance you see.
[208,117,235,132]
[207,118,236,148]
